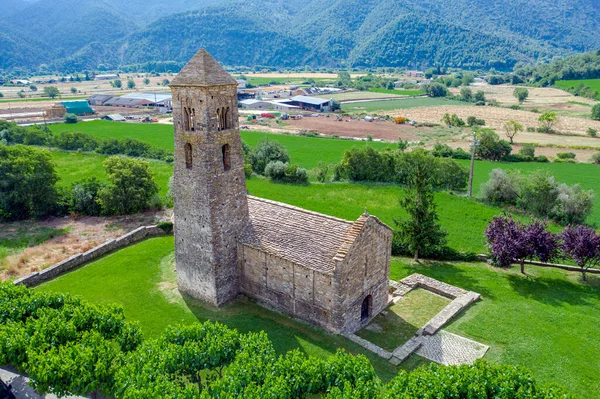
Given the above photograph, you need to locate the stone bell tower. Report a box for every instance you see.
[170,49,248,306]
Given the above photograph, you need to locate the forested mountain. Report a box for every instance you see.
[2,0,600,72]
[514,50,600,86]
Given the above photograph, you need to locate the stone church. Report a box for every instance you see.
[170,49,393,333]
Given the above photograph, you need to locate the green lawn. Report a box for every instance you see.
[342,97,467,113]
[555,79,600,100]
[50,150,173,197]
[357,289,451,351]
[36,237,600,397]
[369,88,425,96]
[35,236,400,380]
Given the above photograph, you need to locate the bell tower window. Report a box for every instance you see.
[222,144,231,171]
[182,106,195,131]
[185,143,193,169]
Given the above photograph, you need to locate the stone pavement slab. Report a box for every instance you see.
[416,330,489,366]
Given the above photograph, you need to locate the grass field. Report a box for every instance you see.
[36,237,600,398]
[555,79,600,99]
[357,288,450,351]
[50,150,173,197]
[369,88,425,96]
[342,97,467,113]
[0,225,67,264]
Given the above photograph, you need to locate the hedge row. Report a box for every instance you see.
[0,282,574,398]
[0,121,172,162]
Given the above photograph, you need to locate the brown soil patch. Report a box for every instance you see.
[284,116,421,141]
[1,209,172,281]
[389,105,600,144]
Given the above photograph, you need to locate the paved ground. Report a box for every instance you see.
[0,368,86,399]
[416,330,489,366]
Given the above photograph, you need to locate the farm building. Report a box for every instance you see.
[237,91,256,100]
[104,97,154,108]
[171,48,392,334]
[87,94,115,106]
[280,95,333,112]
[239,99,299,111]
[94,74,119,81]
[103,114,126,122]
[61,101,94,115]
[406,70,425,78]
[121,92,173,109]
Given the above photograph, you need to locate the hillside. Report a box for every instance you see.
[2,0,600,72]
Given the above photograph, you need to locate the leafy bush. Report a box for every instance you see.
[591,153,600,164]
[592,103,600,121]
[557,152,576,160]
[52,131,98,151]
[250,139,290,174]
[441,113,465,127]
[70,177,104,216]
[64,113,78,124]
[481,169,521,205]
[519,144,535,158]
[423,82,448,97]
[265,161,308,183]
[157,221,174,234]
[432,143,454,158]
[0,145,59,221]
[553,184,595,225]
[475,129,512,161]
[244,163,253,178]
[98,156,159,215]
[587,127,598,137]
[451,147,471,159]
[315,162,329,183]
[467,116,485,127]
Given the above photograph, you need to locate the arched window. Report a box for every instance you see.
[189,108,195,131]
[217,108,222,131]
[182,106,190,131]
[222,144,231,171]
[184,143,192,169]
[361,295,372,321]
[224,107,230,129]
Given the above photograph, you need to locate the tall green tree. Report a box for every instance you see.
[395,151,447,262]
[98,156,159,215]
[513,87,529,103]
[43,86,60,98]
[0,145,59,220]
[592,103,600,121]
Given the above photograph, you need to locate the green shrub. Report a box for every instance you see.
[587,127,598,137]
[64,113,78,124]
[535,155,549,163]
[591,153,600,164]
[243,163,253,178]
[0,145,59,221]
[98,156,159,215]
[432,143,454,158]
[70,177,104,216]
[475,129,512,161]
[519,144,536,158]
[315,162,329,183]
[557,152,576,160]
[451,148,471,159]
[250,139,290,174]
[264,161,308,184]
[156,221,174,234]
[592,103,600,121]
[467,116,486,127]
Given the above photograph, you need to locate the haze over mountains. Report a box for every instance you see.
[2,0,600,72]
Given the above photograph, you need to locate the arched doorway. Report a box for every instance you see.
[361,295,372,321]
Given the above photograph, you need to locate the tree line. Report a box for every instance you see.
[0,145,161,221]
[0,121,173,162]
[0,282,574,398]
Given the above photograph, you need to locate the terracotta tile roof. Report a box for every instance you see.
[170,48,237,87]
[239,197,354,273]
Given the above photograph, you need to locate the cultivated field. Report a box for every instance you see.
[343,97,466,113]
[555,78,600,100]
[464,83,598,112]
[390,105,600,138]
[314,91,407,102]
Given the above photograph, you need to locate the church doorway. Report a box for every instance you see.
[361,295,372,321]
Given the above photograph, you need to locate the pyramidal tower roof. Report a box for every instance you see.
[170,49,237,87]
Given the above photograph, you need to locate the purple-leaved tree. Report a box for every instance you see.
[560,225,600,281]
[485,216,559,273]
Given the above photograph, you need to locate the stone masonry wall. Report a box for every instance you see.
[14,226,167,288]
[238,243,335,331]
[333,216,392,333]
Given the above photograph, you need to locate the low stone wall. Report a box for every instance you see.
[14,226,168,288]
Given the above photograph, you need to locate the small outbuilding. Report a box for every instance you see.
[103,114,126,122]
[62,101,94,116]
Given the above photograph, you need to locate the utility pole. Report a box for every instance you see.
[468,130,479,198]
